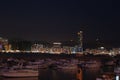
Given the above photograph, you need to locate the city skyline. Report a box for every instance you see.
[0,0,118,45]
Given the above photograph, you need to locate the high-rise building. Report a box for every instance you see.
[76,31,83,54]
[78,31,83,48]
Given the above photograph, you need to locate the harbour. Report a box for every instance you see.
[0,53,116,80]
[0,66,100,80]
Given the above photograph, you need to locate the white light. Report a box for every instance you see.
[16,50,20,52]
[100,47,104,50]
[53,42,61,45]
[116,75,119,80]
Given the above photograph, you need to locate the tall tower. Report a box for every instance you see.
[77,31,83,54]
[78,31,83,48]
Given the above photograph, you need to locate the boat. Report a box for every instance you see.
[96,73,114,80]
[57,63,77,70]
[1,69,39,78]
[114,67,120,74]
[83,61,101,69]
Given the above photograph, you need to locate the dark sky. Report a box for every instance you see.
[0,0,117,44]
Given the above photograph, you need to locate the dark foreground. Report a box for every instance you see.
[0,53,117,80]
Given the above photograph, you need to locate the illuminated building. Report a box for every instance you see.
[62,46,71,54]
[31,44,44,53]
[53,42,61,48]
[51,42,62,54]
[76,31,83,54]
[4,44,12,52]
[78,31,83,48]
[0,37,9,52]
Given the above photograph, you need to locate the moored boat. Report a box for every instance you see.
[1,69,39,78]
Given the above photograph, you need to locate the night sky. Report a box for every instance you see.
[0,0,118,46]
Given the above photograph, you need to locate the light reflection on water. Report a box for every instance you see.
[83,68,100,80]
[1,68,100,80]
[38,69,76,80]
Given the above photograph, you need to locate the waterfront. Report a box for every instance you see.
[0,53,115,80]
[0,68,100,80]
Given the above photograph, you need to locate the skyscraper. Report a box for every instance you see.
[77,31,83,54]
[77,31,83,48]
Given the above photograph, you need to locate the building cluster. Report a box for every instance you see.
[0,39,119,56]
[0,31,84,54]
[31,42,81,54]
[31,31,83,54]
[84,47,120,56]
[31,43,120,56]
[0,31,120,56]
[0,41,83,54]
